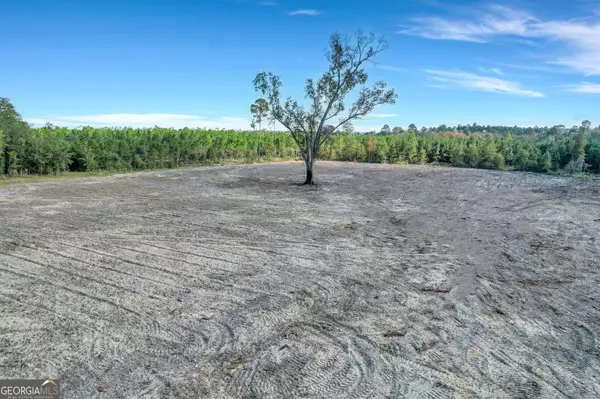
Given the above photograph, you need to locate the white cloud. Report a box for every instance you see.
[478,66,503,75]
[398,6,536,43]
[398,17,488,43]
[534,20,600,76]
[27,113,253,130]
[376,65,406,72]
[425,70,545,97]
[288,9,320,16]
[398,4,600,75]
[493,62,561,73]
[369,113,399,118]
[566,82,600,93]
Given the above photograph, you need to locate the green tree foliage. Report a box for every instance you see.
[1,99,599,178]
[0,127,4,174]
[250,98,269,131]
[404,133,418,163]
[586,130,600,173]
[564,120,591,174]
[342,122,355,135]
[492,153,505,170]
[537,151,552,172]
[0,97,30,175]
[253,30,396,184]
[0,124,597,177]
[464,138,481,168]
[573,120,589,157]
[348,121,600,139]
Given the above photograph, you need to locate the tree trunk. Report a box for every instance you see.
[303,157,315,185]
[304,164,313,185]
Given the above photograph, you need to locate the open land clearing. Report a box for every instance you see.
[0,161,599,398]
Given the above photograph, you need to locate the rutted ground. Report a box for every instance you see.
[0,162,599,398]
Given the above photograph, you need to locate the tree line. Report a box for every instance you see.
[375,122,600,138]
[322,128,599,174]
[2,98,598,177]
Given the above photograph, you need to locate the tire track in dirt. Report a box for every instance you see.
[0,290,115,328]
[0,251,143,296]
[113,242,301,303]
[81,317,236,385]
[139,241,332,287]
[1,163,599,398]
[226,320,396,399]
[146,240,327,273]
[24,243,179,288]
[60,242,201,281]
[385,351,508,398]
[454,296,586,398]
[137,318,233,361]
[119,242,244,269]
[0,265,142,317]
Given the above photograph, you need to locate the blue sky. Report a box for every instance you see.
[1,0,599,131]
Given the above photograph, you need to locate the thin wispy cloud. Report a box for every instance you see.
[494,62,561,73]
[537,20,600,75]
[398,5,535,43]
[27,114,252,130]
[257,1,278,6]
[376,65,406,72]
[566,82,600,93]
[288,9,320,16]
[369,113,399,118]
[425,70,545,97]
[478,67,503,75]
[398,4,600,75]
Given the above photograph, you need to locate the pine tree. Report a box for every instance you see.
[503,132,514,166]
[465,140,481,168]
[537,151,552,172]
[572,121,588,159]
[493,153,505,170]
[405,133,418,163]
[570,120,590,173]
[0,128,4,175]
[433,142,441,163]
[0,97,30,175]
[418,147,427,164]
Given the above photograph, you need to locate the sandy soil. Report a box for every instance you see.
[0,162,599,398]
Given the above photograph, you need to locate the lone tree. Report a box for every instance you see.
[250,98,269,131]
[253,30,397,184]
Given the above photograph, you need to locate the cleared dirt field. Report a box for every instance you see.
[0,162,599,398]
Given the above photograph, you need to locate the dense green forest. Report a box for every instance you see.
[372,122,600,138]
[2,98,599,177]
